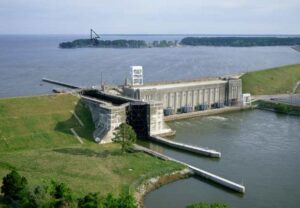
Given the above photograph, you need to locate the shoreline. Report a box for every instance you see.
[134,168,192,208]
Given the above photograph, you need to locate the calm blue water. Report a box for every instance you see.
[144,110,300,208]
[0,35,300,97]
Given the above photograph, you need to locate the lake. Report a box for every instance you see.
[0,35,300,97]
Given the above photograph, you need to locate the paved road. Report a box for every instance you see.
[253,94,300,106]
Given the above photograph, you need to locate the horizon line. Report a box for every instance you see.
[0,33,300,36]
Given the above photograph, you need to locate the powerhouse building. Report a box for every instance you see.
[123,68,242,115]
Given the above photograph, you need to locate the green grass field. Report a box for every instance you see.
[0,94,183,204]
[241,63,300,95]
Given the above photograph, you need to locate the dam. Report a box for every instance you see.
[76,66,244,144]
[42,65,247,145]
[42,65,247,193]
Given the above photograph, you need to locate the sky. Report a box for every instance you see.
[0,0,299,34]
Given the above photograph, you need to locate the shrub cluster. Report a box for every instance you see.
[1,170,137,208]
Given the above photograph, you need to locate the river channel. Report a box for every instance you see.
[144,110,300,208]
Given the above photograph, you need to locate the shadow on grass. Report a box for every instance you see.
[54,99,95,142]
[53,147,122,158]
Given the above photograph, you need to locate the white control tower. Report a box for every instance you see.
[131,66,143,86]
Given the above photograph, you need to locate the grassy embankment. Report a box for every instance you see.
[0,94,183,206]
[241,63,300,95]
[255,100,300,116]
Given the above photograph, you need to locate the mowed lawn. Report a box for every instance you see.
[0,94,184,200]
[242,63,300,95]
[0,94,94,152]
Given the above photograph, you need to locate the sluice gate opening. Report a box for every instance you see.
[126,102,150,139]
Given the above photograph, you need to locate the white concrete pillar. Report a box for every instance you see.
[191,90,194,110]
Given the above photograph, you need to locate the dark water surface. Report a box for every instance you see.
[144,110,300,208]
[1,35,300,97]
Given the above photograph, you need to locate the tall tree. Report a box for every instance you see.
[112,123,137,153]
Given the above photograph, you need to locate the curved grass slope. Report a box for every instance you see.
[0,94,183,200]
[241,63,300,95]
[0,94,95,152]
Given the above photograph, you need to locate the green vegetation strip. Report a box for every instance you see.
[241,63,300,95]
[256,100,300,116]
[180,37,300,47]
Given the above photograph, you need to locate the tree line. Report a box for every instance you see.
[59,39,178,48]
[0,170,136,208]
[180,37,300,47]
[0,170,229,208]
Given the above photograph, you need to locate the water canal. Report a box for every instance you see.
[144,110,300,208]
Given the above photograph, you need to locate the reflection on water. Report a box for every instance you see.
[144,110,300,208]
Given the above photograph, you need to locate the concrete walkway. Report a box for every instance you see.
[149,135,221,158]
[70,111,84,127]
[254,94,300,107]
[134,144,245,193]
[70,128,83,144]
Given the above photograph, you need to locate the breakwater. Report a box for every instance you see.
[149,136,221,158]
[134,144,245,194]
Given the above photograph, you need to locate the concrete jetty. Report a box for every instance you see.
[149,136,221,158]
[134,144,245,194]
[42,78,81,89]
[189,165,245,193]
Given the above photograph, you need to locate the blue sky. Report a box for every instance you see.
[0,0,299,34]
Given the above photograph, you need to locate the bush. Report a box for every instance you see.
[78,193,101,208]
[1,170,28,201]
[50,181,76,208]
[1,172,137,208]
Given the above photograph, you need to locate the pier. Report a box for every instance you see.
[42,78,81,89]
[134,144,245,194]
[149,136,221,158]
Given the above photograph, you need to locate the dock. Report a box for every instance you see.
[42,78,81,89]
[149,135,221,158]
[134,144,245,194]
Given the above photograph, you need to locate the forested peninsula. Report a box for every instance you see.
[59,37,300,48]
[180,37,300,47]
[59,39,177,48]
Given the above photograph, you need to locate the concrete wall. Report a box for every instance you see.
[123,78,242,113]
[83,95,172,143]
[85,99,127,143]
[148,101,173,136]
[227,79,243,105]
[138,83,227,110]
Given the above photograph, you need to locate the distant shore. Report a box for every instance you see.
[59,36,300,48]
